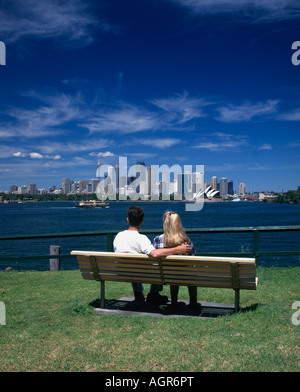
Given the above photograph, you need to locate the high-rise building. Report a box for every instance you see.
[146,166,152,196]
[238,183,246,195]
[115,164,119,194]
[177,172,193,199]
[10,185,18,193]
[91,179,100,193]
[27,184,37,195]
[228,180,234,195]
[79,180,90,193]
[18,185,27,194]
[193,172,204,194]
[71,182,78,193]
[219,177,228,196]
[62,178,71,194]
[212,176,218,191]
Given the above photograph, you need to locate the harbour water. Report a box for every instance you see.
[0,201,299,270]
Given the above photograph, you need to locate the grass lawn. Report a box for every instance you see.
[0,267,299,372]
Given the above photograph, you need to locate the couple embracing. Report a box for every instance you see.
[113,206,198,308]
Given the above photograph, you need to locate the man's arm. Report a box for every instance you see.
[149,243,192,258]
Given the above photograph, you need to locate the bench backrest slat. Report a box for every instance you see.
[72,251,257,291]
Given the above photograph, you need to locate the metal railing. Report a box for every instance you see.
[0,225,300,269]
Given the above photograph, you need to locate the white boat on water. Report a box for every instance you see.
[232,198,241,202]
[76,200,109,208]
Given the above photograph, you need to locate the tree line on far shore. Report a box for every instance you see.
[1,189,300,203]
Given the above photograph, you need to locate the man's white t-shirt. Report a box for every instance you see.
[113,230,155,255]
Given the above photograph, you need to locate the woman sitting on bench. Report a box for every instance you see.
[153,211,198,308]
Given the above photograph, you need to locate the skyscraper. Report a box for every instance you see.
[228,180,234,195]
[62,178,71,194]
[212,176,218,191]
[91,179,100,193]
[27,184,37,195]
[79,180,90,193]
[219,177,228,196]
[238,183,246,195]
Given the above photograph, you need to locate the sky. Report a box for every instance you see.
[0,0,300,193]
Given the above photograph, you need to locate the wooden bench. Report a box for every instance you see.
[71,251,258,313]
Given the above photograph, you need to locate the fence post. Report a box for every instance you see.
[50,245,61,271]
[107,233,114,252]
[253,229,259,257]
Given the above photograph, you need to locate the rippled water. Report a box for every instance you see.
[0,201,299,270]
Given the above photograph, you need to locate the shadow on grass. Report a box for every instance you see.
[89,297,258,319]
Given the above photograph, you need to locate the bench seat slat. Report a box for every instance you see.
[80,272,257,289]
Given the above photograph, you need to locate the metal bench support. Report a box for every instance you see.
[234,289,240,313]
[100,281,105,308]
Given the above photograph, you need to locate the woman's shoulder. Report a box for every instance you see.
[153,233,164,241]
[153,234,164,248]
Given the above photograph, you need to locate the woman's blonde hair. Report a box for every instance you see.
[163,211,190,248]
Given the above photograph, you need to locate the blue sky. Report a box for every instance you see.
[0,0,300,192]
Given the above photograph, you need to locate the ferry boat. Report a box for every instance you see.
[76,200,109,208]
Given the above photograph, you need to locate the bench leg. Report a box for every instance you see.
[100,281,105,308]
[234,289,240,313]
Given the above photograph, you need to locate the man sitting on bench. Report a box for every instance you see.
[113,206,192,304]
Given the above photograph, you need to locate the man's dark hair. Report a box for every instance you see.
[127,206,144,227]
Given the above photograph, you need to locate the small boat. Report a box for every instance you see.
[76,200,109,208]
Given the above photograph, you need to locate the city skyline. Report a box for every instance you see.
[5,163,253,197]
[0,1,300,192]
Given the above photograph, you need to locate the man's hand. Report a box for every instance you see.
[177,242,192,254]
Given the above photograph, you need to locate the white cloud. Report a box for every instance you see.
[0,0,117,48]
[216,100,279,122]
[89,151,115,157]
[83,104,160,134]
[139,138,182,149]
[286,141,300,148]
[151,92,209,124]
[170,0,300,22]
[194,142,220,151]
[0,91,88,139]
[277,108,300,121]
[84,93,211,135]
[13,152,26,157]
[194,132,248,151]
[12,151,61,160]
[30,152,43,159]
[37,138,111,155]
[258,143,272,150]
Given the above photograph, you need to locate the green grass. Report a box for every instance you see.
[0,267,299,372]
